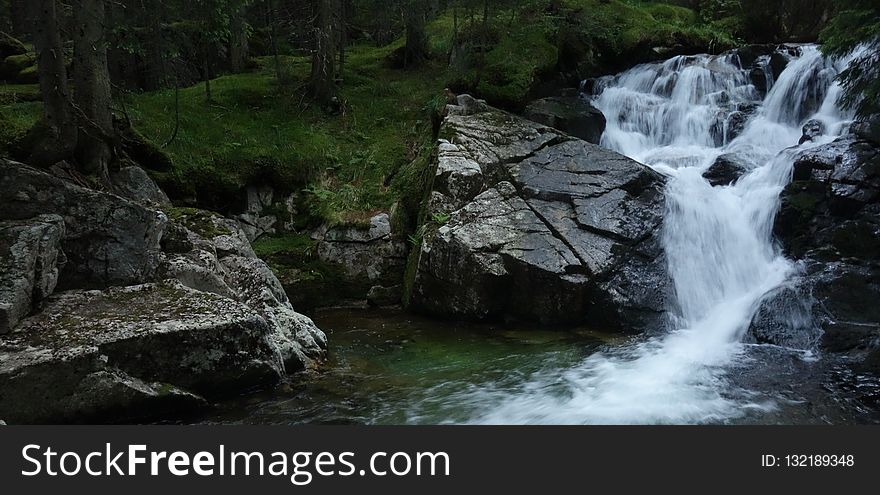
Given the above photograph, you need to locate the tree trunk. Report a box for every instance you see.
[310,0,336,104]
[229,4,249,73]
[72,0,114,177]
[404,0,427,68]
[9,0,30,39]
[268,0,282,81]
[26,0,77,167]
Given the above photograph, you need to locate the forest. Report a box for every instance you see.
[1,0,879,425]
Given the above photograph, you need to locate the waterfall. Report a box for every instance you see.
[464,45,858,424]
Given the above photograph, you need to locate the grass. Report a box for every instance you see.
[0,1,734,228]
[119,43,444,225]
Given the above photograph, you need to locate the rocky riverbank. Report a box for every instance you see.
[753,115,880,372]
[0,160,326,423]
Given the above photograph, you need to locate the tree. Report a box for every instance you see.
[310,0,337,104]
[229,1,250,73]
[820,0,880,116]
[26,0,77,167]
[72,0,115,177]
[402,0,427,67]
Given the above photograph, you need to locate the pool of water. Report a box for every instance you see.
[195,309,880,425]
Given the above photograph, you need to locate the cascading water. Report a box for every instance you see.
[459,45,859,424]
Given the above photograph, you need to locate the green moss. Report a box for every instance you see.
[0,101,41,155]
[0,83,40,105]
[252,233,316,258]
[163,207,231,238]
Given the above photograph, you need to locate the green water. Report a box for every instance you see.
[203,308,624,424]
[197,309,880,425]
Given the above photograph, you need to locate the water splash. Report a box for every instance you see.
[460,45,858,424]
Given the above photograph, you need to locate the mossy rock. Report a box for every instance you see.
[15,64,38,84]
[1,53,34,81]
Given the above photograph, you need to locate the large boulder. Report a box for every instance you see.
[765,130,880,359]
[0,281,282,423]
[0,215,65,333]
[0,160,166,289]
[523,96,607,144]
[409,98,670,330]
[158,208,328,372]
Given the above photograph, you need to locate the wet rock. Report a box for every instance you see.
[410,100,669,329]
[110,165,170,206]
[799,119,825,145]
[523,96,607,144]
[747,279,823,350]
[703,154,750,186]
[367,285,403,307]
[0,215,65,333]
[769,51,790,79]
[724,111,749,143]
[774,133,880,362]
[850,114,880,145]
[0,281,283,423]
[0,160,165,289]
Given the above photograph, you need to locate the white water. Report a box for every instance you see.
[460,46,858,424]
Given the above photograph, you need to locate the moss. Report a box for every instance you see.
[163,207,231,238]
[1,53,35,80]
[0,83,40,105]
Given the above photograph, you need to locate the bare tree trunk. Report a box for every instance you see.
[26,0,77,167]
[267,0,282,81]
[229,3,249,73]
[310,0,336,104]
[72,0,114,177]
[403,0,427,68]
[9,0,30,39]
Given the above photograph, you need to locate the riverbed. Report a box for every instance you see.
[195,308,880,425]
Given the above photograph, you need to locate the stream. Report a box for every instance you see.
[200,45,880,425]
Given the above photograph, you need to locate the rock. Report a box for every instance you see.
[315,213,407,287]
[746,279,823,350]
[773,133,880,364]
[703,153,750,186]
[850,114,880,145]
[221,255,327,369]
[409,104,669,329]
[0,281,283,423]
[0,215,65,333]
[749,66,769,96]
[110,165,171,206]
[233,185,277,242]
[724,111,748,143]
[367,285,403,307]
[157,211,328,371]
[433,140,485,211]
[523,96,607,144]
[799,119,825,145]
[0,160,166,289]
[447,94,488,116]
[769,51,790,79]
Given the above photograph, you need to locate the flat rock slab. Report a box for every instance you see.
[0,281,282,423]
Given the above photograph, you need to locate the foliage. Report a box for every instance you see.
[820,0,880,116]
